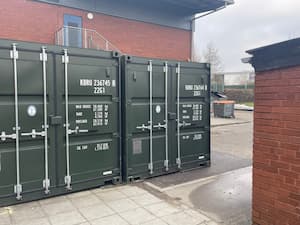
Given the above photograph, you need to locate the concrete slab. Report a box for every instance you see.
[117,185,148,197]
[69,193,102,208]
[143,202,180,217]
[48,210,86,225]
[161,211,203,225]
[78,202,115,221]
[14,217,51,225]
[90,215,129,225]
[40,199,76,216]
[106,198,139,213]
[10,202,46,224]
[0,211,11,225]
[119,208,156,225]
[141,219,169,225]
[130,193,162,206]
[94,189,127,202]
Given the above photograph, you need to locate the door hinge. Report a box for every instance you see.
[40,52,48,62]
[62,49,69,64]
[147,62,153,72]
[10,44,19,60]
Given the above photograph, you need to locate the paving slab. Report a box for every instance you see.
[0,211,11,225]
[79,202,115,221]
[119,208,156,225]
[117,185,148,197]
[69,193,102,208]
[13,217,51,225]
[130,193,162,206]
[90,215,129,225]
[48,210,86,225]
[106,198,139,213]
[161,212,202,225]
[40,198,76,216]
[143,202,181,217]
[10,202,46,224]
[141,219,169,225]
[95,189,127,202]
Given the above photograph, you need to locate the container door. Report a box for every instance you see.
[64,15,83,48]
[0,44,55,200]
[124,59,173,179]
[175,63,210,169]
[56,50,120,190]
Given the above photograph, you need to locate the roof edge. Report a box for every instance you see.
[245,38,300,72]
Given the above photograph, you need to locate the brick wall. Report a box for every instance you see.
[253,66,300,225]
[0,0,191,61]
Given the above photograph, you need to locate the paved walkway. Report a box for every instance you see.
[0,185,218,225]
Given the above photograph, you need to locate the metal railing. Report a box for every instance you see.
[55,26,121,53]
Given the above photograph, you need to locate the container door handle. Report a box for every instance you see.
[0,131,17,141]
[153,123,167,129]
[67,126,89,135]
[163,62,169,171]
[21,129,45,138]
[40,47,50,194]
[148,60,154,174]
[136,124,151,131]
[63,49,72,190]
[11,43,22,200]
[178,121,192,128]
[176,63,181,169]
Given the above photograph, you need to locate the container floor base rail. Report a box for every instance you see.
[126,166,179,183]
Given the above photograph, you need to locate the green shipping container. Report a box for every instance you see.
[121,56,211,181]
[0,40,121,206]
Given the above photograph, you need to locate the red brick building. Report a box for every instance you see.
[248,39,300,225]
[0,0,232,61]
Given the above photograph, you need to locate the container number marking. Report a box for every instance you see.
[80,79,116,95]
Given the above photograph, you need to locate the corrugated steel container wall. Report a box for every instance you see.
[0,40,122,206]
[121,55,211,181]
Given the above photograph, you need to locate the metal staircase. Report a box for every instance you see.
[55,26,121,53]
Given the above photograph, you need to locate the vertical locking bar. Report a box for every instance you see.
[176,63,182,169]
[11,43,22,200]
[164,62,169,171]
[40,47,50,194]
[62,49,72,190]
[148,61,153,174]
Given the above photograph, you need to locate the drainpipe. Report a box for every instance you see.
[191,0,234,62]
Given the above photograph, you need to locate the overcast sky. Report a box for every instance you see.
[194,0,300,72]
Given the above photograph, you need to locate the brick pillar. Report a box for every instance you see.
[247,39,300,225]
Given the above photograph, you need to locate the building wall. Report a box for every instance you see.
[34,0,194,30]
[0,0,191,61]
[253,66,300,225]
